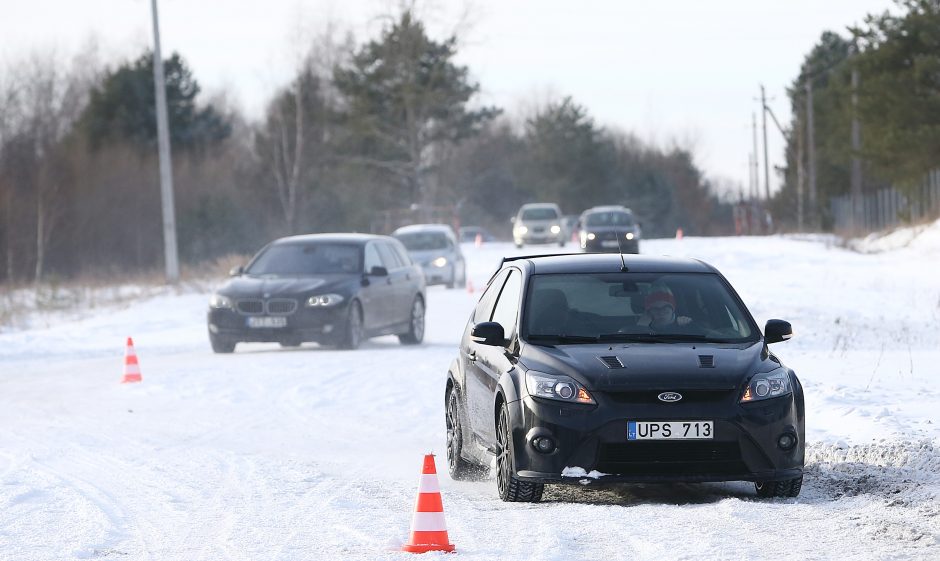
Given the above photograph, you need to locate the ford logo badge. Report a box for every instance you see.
[658,392,683,403]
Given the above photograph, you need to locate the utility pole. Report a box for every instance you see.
[796,109,805,232]
[752,112,759,200]
[150,0,179,283]
[760,85,771,201]
[805,80,817,230]
[850,60,863,232]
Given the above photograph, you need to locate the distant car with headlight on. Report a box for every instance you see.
[207,234,425,353]
[511,203,566,248]
[444,252,804,502]
[578,205,641,253]
[393,224,466,289]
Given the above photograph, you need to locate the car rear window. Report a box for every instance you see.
[524,272,757,343]
[521,207,559,220]
[247,243,362,275]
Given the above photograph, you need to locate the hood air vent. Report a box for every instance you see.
[698,355,715,368]
[598,356,624,369]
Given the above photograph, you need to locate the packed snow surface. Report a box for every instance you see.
[2,230,939,560]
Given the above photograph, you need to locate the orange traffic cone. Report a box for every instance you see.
[466,278,474,294]
[676,227,684,241]
[474,233,483,247]
[402,454,455,554]
[121,337,142,383]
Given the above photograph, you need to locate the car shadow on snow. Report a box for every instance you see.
[224,340,455,355]
[541,481,755,506]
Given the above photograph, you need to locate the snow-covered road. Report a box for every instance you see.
[1,231,938,560]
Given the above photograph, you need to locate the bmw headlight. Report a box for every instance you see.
[209,293,233,309]
[626,232,635,240]
[432,256,448,268]
[587,233,596,240]
[741,369,792,402]
[306,293,345,307]
[525,371,595,404]
[550,225,561,234]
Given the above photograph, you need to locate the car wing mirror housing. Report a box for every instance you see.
[229,265,244,277]
[471,321,506,346]
[369,266,389,276]
[764,319,793,344]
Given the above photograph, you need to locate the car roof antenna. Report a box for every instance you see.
[616,229,629,272]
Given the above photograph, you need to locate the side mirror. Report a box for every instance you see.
[510,216,516,223]
[369,266,388,277]
[229,265,244,277]
[764,319,793,344]
[471,321,506,346]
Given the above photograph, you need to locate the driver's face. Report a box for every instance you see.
[648,303,675,325]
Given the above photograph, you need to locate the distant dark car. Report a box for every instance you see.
[445,253,803,502]
[207,234,426,352]
[578,206,642,253]
[459,226,496,244]
[393,224,466,289]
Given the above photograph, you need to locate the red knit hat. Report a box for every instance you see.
[644,290,676,310]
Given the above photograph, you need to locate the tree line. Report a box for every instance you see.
[774,0,940,230]
[0,9,732,285]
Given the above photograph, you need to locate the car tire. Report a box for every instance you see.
[446,386,488,480]
[398,297,425,345]
[755,476,803,498]
[209,333,236,354]
[515,243,523,249]
[456,263,467,289]
[339,300,363,350]
[279,338,301,348]
[496,401,544,503]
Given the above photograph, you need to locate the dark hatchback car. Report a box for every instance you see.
[444,253,803,502]
[578,205,642,253]
[207,234,426,352]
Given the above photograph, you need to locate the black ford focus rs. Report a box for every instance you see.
[444,253,804,502]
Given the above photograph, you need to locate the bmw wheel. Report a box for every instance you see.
[446,386,487,480]
[209,332,236,354]
[755,476,803,498]
[398,297,425,345]
[339,301,363,350]
[496,402,543,502]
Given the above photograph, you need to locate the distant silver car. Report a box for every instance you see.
[511,203,565,248]
[393,224,467,289]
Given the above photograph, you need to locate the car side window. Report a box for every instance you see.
[474,270,509,323]
[490,270,522,336]
[377,242,402,270]
[364,243,383,273]
[390,241,413,266]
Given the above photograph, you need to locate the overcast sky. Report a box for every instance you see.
[2,0,895,197]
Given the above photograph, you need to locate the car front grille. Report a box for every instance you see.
[235,298,298,315]
[604,389,733,405]
[266,299,298,315]
[596,441,745,476]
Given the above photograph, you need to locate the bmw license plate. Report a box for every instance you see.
[601,240,619,248]
[246,316,287,328]
[628,421,713,440]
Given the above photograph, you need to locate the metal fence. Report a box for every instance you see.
[830,169,940,232]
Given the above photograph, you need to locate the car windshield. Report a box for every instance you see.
[585,211,634,227]
[521,207,559,220]
[523,272,757,344]
[247,243,362,275]
[395,231,450,251]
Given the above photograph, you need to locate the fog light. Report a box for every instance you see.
[532,436,556,454]
[777,433,797,451]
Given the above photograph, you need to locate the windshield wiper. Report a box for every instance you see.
[527,334,600,344]
[596,333,736,344]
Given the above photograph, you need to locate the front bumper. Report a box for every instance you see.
[515,231,564,245]
[421,263,454,286]
[507,390,804,485]
[582,239,639,253]
[207,303,349,344]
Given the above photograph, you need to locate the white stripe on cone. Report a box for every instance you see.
[417,474,440,493]
[124,364,141,375]
[410,511,447,532]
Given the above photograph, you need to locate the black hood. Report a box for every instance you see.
[518,341,777,392]
[218,274,356,298]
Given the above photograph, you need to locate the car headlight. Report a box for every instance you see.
[626,232,635,240]
[587,233,596,240]
[306,293,345,307]
[740,369,792,402]
[432,256,448,267]
[209,293,233,309]
[515,226,528,235]
[550,225,561,234]
[525,371,595,404]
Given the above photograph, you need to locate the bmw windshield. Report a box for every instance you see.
[523,272,759,344]
[246,243,363,276]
